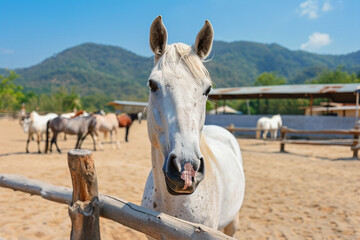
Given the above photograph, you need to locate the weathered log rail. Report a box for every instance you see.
[280,126,360,158]
[0,149,235,240]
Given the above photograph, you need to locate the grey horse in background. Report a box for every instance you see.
[45,115,97,153]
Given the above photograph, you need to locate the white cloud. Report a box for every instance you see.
[301,32,332,51]
[298,0,334,19]
[299,0,319,19]
[0,48,14,54]
[322,1,333,12]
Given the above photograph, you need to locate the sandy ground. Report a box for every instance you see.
[0,117,359,240]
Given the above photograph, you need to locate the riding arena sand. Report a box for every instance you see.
[0,117,359,239]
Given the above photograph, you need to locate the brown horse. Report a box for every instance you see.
[117,114,134,142]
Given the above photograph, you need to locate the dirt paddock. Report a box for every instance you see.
[0,117,359,239]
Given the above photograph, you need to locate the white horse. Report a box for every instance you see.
[141,16,245,237]
[23,111,58,153]
[256,114,282,139]
[137,111,143,124]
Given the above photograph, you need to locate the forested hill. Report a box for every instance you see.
[4,41,360,99]
[207,41,360,86]
[15,43,154,100]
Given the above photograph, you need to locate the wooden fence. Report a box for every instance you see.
[226,123,360,158]
[279,126,360,158]
[0,149,234,240]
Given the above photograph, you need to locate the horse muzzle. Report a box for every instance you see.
[163,154,205,195]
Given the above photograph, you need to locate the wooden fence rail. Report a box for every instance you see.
[0,149,235,240]
[280,126,360,158]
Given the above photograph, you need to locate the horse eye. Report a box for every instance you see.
[204,86,212,96]
[148,80,159,92]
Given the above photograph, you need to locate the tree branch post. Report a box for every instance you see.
[68,149,101,240]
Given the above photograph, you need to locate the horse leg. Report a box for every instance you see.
[78,132,90,149]
[114,129,120,149]
[223,212,239,237]
[256,130,261,139]
[26,132,32,153]
[110,131,116,149]
[50,136,54,153]
[52,133,61,154]
[89,131,96,151]
[262,130,268,139]
[75,134,82,149]
[94,131,103,150]
[274,129,278,139]
[36,132,41,154]
[125,126,130,142]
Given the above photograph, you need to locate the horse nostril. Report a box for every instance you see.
[167,154,181,173]
[198,157,205,173]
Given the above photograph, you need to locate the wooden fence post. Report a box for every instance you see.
[352,131,359,159]
[280,127,287,152]
[68,149,100,240]
[228,124,235,135]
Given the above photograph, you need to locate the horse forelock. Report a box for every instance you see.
[156,43,211,83]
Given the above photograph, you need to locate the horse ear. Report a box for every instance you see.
[194,20,214,60]
[150,16,168,61]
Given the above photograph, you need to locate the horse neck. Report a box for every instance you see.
[30,112,38,122]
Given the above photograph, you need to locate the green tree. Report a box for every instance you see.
[254,72,287,86]
[0,70,24,111]
[21,88,83,113]
[310,67,360,84]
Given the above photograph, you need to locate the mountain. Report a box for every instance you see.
[16,43,153,100]
[207,41,360,86]
[8,41,360,99]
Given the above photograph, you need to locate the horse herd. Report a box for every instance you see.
[21,110,138,154]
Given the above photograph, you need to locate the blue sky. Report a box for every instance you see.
[1,0,359,69]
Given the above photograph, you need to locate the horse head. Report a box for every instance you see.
[147,16,213,195]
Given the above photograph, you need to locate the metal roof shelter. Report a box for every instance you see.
[209,83,360,103]
[107,100,147,114]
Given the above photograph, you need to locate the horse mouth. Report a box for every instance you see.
[163,171,197,195]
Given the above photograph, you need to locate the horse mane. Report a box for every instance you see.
[72,110,84,118]
[30,111,35,122]
[157,43,211,82]
[199,133,219,177]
